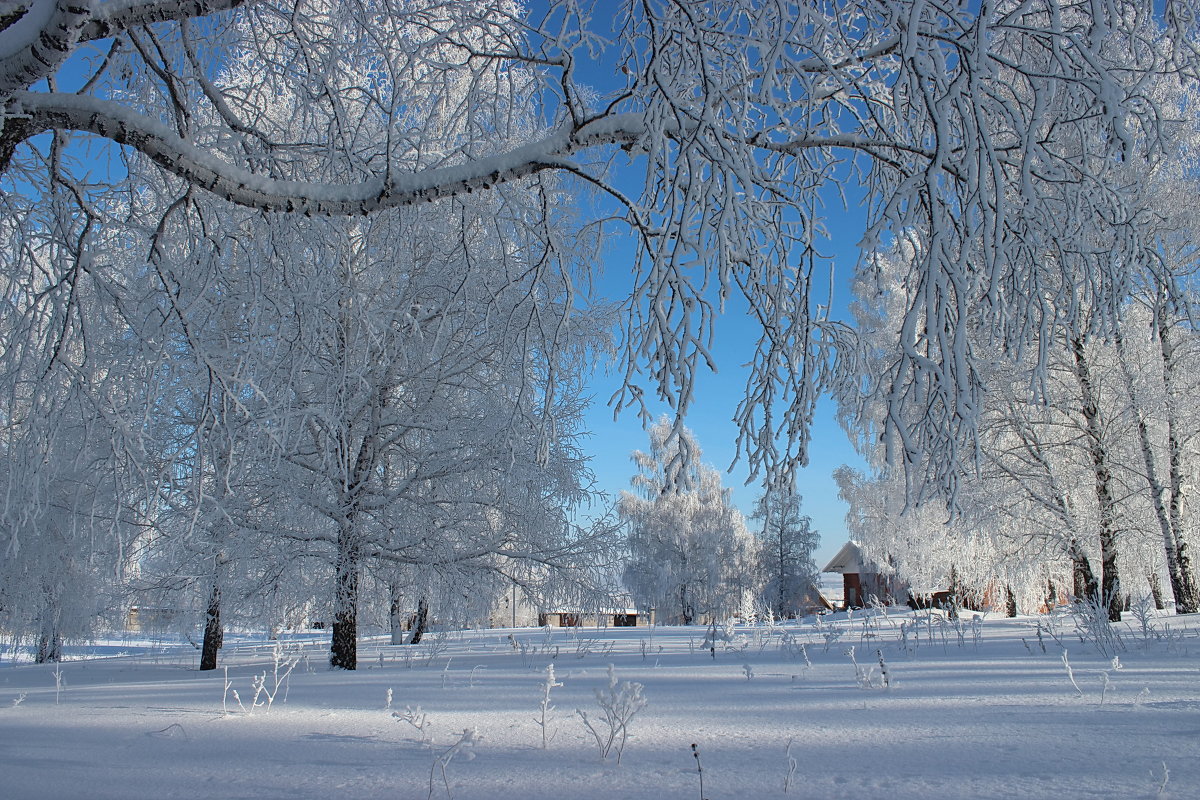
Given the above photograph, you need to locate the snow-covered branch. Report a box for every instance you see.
[7,93,653,212]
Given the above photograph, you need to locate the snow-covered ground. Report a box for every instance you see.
[2,608,1197,799]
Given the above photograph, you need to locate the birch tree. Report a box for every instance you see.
[620,418,757,624]
[750,490,819,619]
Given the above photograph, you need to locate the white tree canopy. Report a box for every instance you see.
[3,0,1199,492]
[620,418,756,624]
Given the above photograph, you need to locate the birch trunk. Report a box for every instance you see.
[1115,325,1197,613]
[1071,333,1121,621]
[1156,315,1199,613]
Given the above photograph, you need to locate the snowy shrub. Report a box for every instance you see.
[1098,669,1113,705]
[534,664,563,748]
[844,646,878,689]
[395,705,434,745]
[404,635,451,669]
[468,665,486,688]
[1125,595,1186,651]
[576,664,647,764]
[51,664,64,705]
[814,617,842,652]
[1068,597,1125,657]
[779,632,810,666]
[248,641,298,712]
[221,666,242,715]
[1129,594,1158,642]
[1151,762,1170,799]
[858,610,880,647]
[574,636,614,659]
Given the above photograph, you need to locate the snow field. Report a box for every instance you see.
[1,609,1198,799]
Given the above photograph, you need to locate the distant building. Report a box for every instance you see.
[821,541,904,609]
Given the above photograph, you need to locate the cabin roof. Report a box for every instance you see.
[821,541,864,574]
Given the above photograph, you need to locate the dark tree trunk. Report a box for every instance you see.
[679,584,693,625]
[36,630,62,663]
[200,575,223,671]
[35,590,62,663]
[407,597,429,644]
[1069,545,1098,604]
[1005,584,1018,618]
[330,523,360,670]
[1148,572,1165,611]
[1071,333,1121,621]
[1099,529,1122,622]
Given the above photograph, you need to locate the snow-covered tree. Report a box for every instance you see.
[4,1,1198,492]
[63,0,619,670]
[620,419,756,624]
[0,188,150,658]
[750,491,819,619]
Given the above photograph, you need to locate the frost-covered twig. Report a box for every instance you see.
[395,705,434,745]
[783,739,798,794]
[51,665,64,705]
[1068,596,1125,657]
[1061,651,1083,698]
[844,646,875,689]
[1152,761,1169,798]
[534,664,562,749]
[249,641,298,712]
[576,664,647,764]
[691,743,706,800]
[428,728,479,800]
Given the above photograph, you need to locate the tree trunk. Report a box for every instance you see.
[1147,572,1165,611]
[199,573,223,671]
[679,583,693,625]
[946,564,960,620]
[1157,317,1200,613]
[330,522,360,670]
[389,581,406,645]
[1117,324,1198,614]
[35,588,62,663]
[408,597,429,645]
[1067,540,1098,604]
[1071,333,1121,621]
[1005,584,1017,618]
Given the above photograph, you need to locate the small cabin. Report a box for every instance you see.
[821,542,901,609]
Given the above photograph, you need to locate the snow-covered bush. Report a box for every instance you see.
[576,664,647,765]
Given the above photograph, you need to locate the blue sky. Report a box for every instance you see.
[554,5,874,567]
[577,212,871,570]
